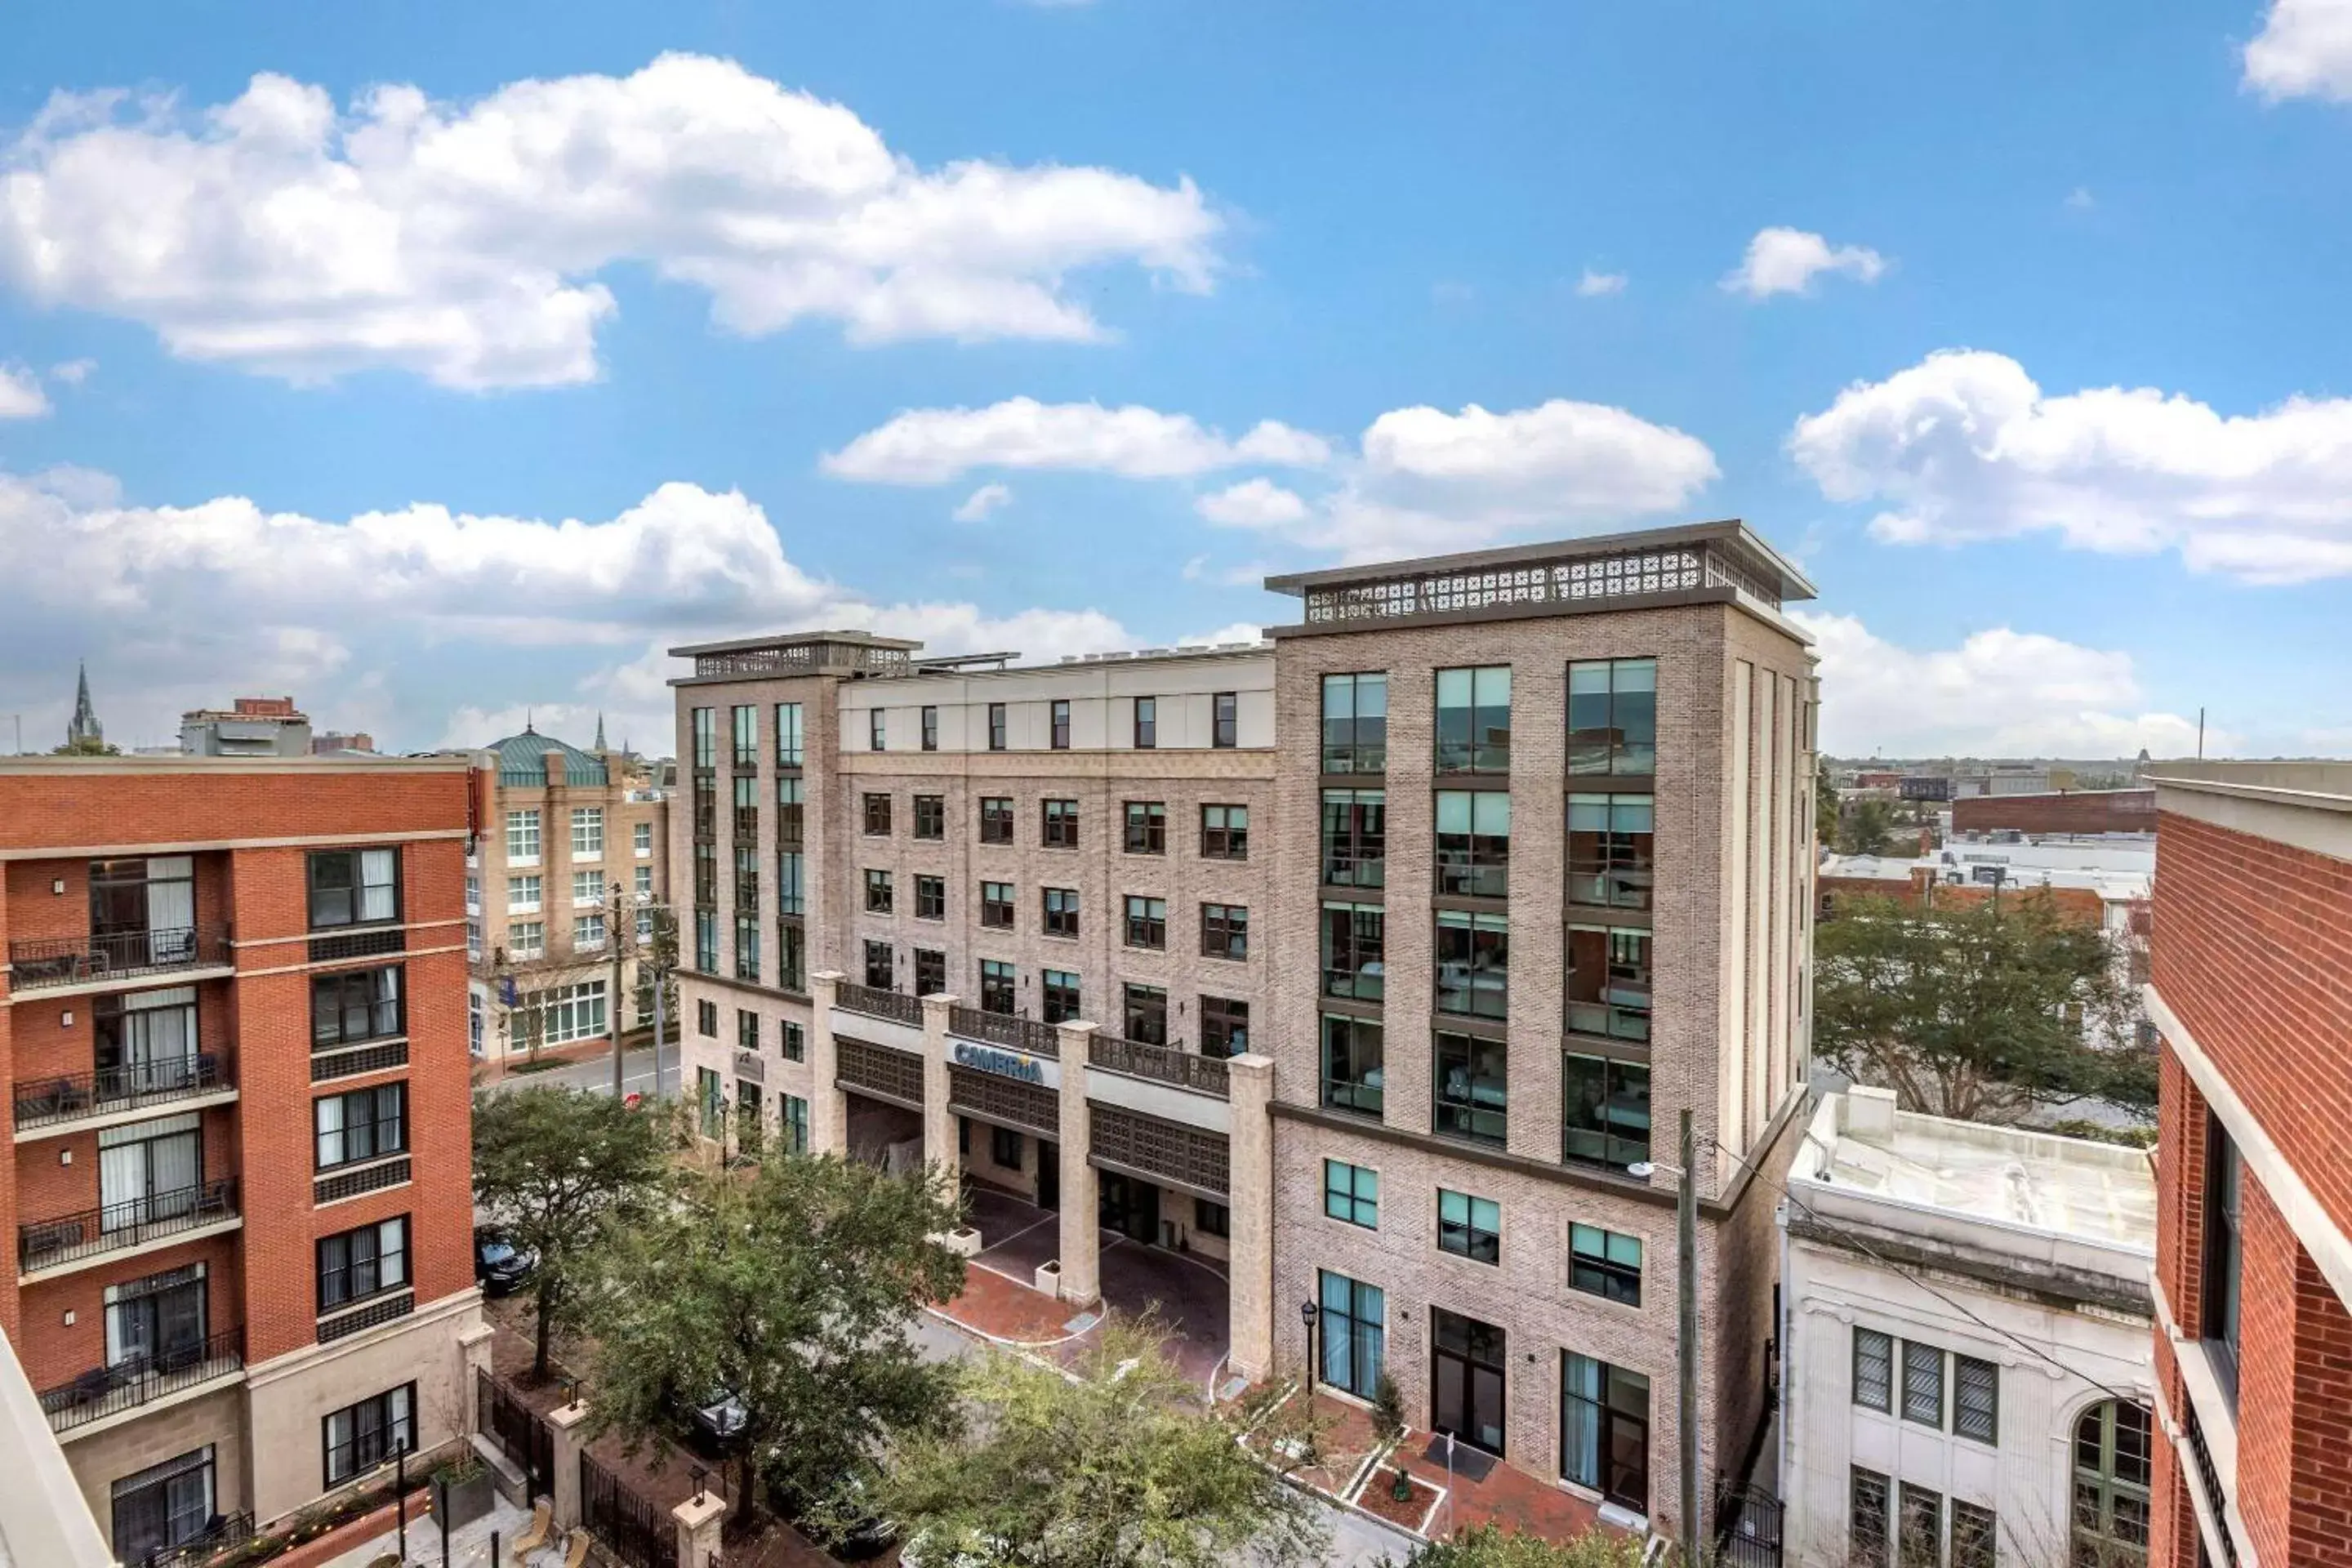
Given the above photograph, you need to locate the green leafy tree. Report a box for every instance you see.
[874,1317,1329,1568]
[579,1153,966,1527]
[1814,891,2149,1123]
[1834,795,1902,858]
[1392,1522,1647,1568]
[1815,760,1840,846]
[51,736,120,756]
[471,1085,672,1382]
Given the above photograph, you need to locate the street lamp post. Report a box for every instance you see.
[1630,1107,1702,1559]
[1298,1300,1318,1392]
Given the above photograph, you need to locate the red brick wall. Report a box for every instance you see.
[1952,788,2155,835]
[16,1233,243,1388]
[0,766,470,853]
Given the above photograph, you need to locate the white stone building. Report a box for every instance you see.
[1780,1089,2157,1567]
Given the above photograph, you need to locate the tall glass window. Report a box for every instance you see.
[773,702,804,767]
[1561,1054,1650,1171]
[2203,1114,2243,1401]
[1434,666,1511,774]
[1433,1031,1508,1146]
[1435,791,1510,898]
[1321,789,1386,888]
[1321,902,1386,1001]
[1567,795,1655,908]
[1434,911,1508,1018]
[730,705,757,768]
[1321,673,1388,773]
[2072,1401,2153,1567]
[1317,1271,1385,1397]
[1566,926,1652,1040]
[1567,658,1657,774]
[1321,1014,1384,1117]
[692,707,715,769]
[1561,1353,1650,1513]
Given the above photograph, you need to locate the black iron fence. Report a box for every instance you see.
[1714,1476,1784,1568]
[38,1328,245,1433]
[7,924,231,991]
[476,1369,555,1494]
[131,1511,254,1568]
[11,1053,230,1130]
[18,1178,240,1272]
[581,1450,680,1568]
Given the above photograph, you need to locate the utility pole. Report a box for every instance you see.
[1677,1107,1700,1561]
[608,880,627,1098]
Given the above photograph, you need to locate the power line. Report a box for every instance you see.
[1719,1134,2145,1407]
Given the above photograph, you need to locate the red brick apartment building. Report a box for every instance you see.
[2145,762,2352,1568]
[0,755,490,1563]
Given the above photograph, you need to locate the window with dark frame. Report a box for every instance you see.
[737,1009,760,1052]
[978,959,1016,1014]
[1567,795,1655,908]
[1200,803,1249,859]
[1321,902,1385,1001]
[697,999,719,1037]
[732,705,758,767]
[1050,699,1071,750]
[1043,969,1081,1023]
[1201,902,1249,960]
[991,1125,1024,1171]
[314,1082,406,1170]
[311,965,403,1048]
[1433,1030,1507,1147]
[109,1446,217,1561]
[1122,982,1169,1045]
[870,708,887,751]
[1212,691,1238,747]
[915,948,947,996]
[1950,1501,1998,1568]
[987,702,1008,751]
[979,797,1014,844]
[2203,1111,2243,1402]
[1852,1326,1893,1411]
[1434,666,1511,774]
[1123,800,1167,854]
[307,848,401,930]
[1124,895,1168,949]
[1194,1199,1230,1238]
[921,706,938,751]
[1561,1353,1650,1513]
[1201,996,1250,1058]
[1434,910,1508,1018]
[1321,1013,1383,1117]
[1434,791,1511,898]
[2072,1401,2153,1566]
[1134,697,1157,749]
[782,1021,805,1062]
[1568,658,1659,775]
[1569,1225,1643,1306]
[1437,1188,1500,1264]
[317,1216,409,1312]
[1897,1486,1944,1566]
[1042,799,1079,848]
[1566,925,1653,1041]
[864,940,893,991]
[914,795,945,839]
[778,921,805,991]
[1042,887,1080,938]
[864,792,893,835]
[981,881,1015,929]
[1324,1159,1378,1227]
[322,1383,415,1489]
[1561,1053,1650,1171]
[1321,672,1388,773]
[915,875,947,920]
[1953,1354,1999,1445]
[1321,788,1385,887]
[1848,1468,1892,1568]
[1902,1339,1944,1427]
[865,868,893,914]
[773,702,803,767]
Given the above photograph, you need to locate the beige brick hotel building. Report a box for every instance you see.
[669,520,1818,1544]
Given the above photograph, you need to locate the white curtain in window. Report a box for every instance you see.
[359,849,397,922]
[145,856,195,963]
[122,987,198,1088]
[149,1133,198,1208]
[100,1143,146,1224]
[315,1096,346,1167]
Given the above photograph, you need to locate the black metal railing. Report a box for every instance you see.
[19,1178,240,1272]
[310,1040,408,1082]
[1714,1476,1784,1568]
[7,924,231,991]
[38,1328,244,1433]
[1089,1034,1231,1098]
[950,1004,1059,1058]
[11,1054,230,1130]
[2185,1403,2239,1567]
[835,981,922,1027]
[131,1511,256,1568]
[581,1450,681,1568]
[307,926,406,964]
[478,1369,555,1494]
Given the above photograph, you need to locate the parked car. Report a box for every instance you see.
[473,1228,537,1296]
[688,1388,749,1455]
[771,1469,898,1560]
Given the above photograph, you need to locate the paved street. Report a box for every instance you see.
[481,1041,670,1098]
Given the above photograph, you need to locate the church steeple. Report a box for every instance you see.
[66,661,103,748]
[594,711,608,752]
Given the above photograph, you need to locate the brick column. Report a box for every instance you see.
[673,1488,725,1568]
[1226,1052,1276,1383]
[1055,1021,1101,1307]
[808,970,848,1156]
[920,992,960,1178]
[546,1398,590,1527]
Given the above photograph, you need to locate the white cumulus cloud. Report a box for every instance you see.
[0,363,47,418]
[1789,348,2352,584]
[951,483,1013,523]
[2245,0,2352,102]
[1722,227,1887,299]
[1196,478,1308,528]
[1575,269,1627,297]
[1797,611,2224,759]
[822,397,1329,483]
[0,55,1223,389]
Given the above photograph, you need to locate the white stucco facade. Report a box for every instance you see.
[1779,1089,2158,1567]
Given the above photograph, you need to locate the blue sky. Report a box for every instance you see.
[1,0,2348,758]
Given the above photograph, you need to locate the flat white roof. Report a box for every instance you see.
[1800,1095,2155,1252]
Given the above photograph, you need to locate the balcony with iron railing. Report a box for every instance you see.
[6,925,233,993]
[133,1511,256,1568]
[835,982,923,1027]
[18,1178,241,1275]
[949,1005,1060,1058]
[37,1328,245,1435]
[11,1054,232,1134]
[1087,1034,1230,1098]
